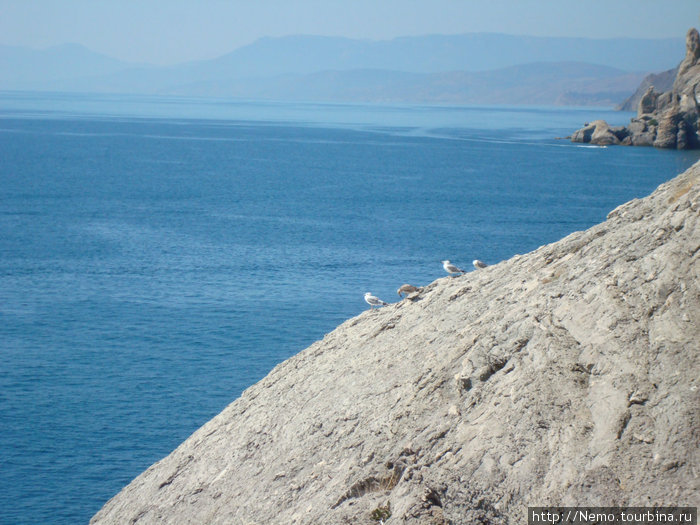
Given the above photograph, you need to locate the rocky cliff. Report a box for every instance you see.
[571,28,700,149]
[92,163,700,524]
[616,67,678,112]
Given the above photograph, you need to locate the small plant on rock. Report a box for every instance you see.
[370,502,392,522]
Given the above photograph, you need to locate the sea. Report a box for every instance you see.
[1,91,698,525]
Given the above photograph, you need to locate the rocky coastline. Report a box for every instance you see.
[570,28,700,149]
[91,161,700,524]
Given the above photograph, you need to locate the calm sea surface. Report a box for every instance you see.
[1,92,698,524]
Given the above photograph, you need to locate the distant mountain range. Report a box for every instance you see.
[0,33,685,106]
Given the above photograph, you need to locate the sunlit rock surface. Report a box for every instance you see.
[93,162,700,524]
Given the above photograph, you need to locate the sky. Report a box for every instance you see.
[0,0,698,65]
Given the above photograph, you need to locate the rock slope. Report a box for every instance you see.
[571,28,700,149]
[92,163,700,524]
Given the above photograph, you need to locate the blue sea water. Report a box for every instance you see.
[0,92,698,524]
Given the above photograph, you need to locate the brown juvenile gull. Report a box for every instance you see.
[473,259,488,269]
[364,292,388,309]
[397,284,420,297]
[442,260,465,276]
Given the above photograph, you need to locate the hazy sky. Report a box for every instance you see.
[1,0,698,64]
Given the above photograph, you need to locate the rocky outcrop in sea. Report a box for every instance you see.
[571,28,700,149]
[91,160,700,524]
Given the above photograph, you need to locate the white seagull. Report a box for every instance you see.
[364,292,388,309]
[397,284,420,297]
[442,260,465,276]
[473,259,488,269]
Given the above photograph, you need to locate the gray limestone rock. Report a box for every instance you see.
[627,118,649,136]
[570,122,594,143]
[570,120,620,146]
[654,109,682,148]
[675,27,700,84]
[92,162,700,524]
[590,120,621,145]
[572,28,700,149]
[630,131,656,146]
[638,86,660,115]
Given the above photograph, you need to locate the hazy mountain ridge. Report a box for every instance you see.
[204,33,683,75]
[0,43,131,86]
[162,62,646,106]
[0,34,684,106]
